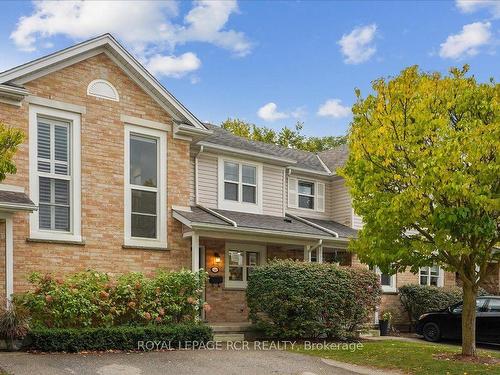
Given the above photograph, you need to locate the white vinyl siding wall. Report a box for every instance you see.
[331,178,352,227]
[195,153,285,216]
[352,211,363,230]
[196,153,218,208]
[262,165,284,216]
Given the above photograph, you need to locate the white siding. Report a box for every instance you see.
[285,173,332,219]
[262,165,284,216]
[330,178,352,226]
[352,210,363,229]
[197,153,218,208]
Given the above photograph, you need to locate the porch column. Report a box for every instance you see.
[304,245,311,262]
[317,245,323,264]
[191,232,200,271]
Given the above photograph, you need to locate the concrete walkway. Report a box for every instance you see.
[0,348,399,375]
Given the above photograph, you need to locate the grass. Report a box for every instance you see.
[290,339,500,375]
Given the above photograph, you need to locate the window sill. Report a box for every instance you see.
[26,237,85,246]
[122,245,169,251]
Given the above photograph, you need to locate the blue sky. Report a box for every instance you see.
[0,1,498,136]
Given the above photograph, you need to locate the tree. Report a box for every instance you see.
[341,65,499,357]
[0,122,24,181]
[221,118,346,152]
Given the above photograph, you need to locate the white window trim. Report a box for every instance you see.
[29,105,81,242]
[419,266,444,287]
[225,243,266,289]
[217,157,263,214]
[374,267,397,293]
[289,177,325,213]
[124,124,167,248]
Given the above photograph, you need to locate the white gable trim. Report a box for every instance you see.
[0,34,206,130]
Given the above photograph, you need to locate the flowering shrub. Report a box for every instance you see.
[14,269,207,329]
[246,260,381,339]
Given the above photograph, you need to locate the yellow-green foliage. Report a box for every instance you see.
[342,65,499,279]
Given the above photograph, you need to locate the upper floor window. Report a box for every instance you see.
[420,266,443,287]
[218,158,262,214]
[223,162,257,204]
[288,177,325,212]
[29,105,81,242]
[124,124,167,248]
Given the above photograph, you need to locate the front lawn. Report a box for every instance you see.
[290,340,500,375]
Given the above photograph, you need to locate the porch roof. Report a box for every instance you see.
[0,190,37,212]
[173,206,357,240]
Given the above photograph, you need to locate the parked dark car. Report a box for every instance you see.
[416,296,500,344]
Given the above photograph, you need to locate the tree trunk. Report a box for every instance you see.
[461,282,478,357]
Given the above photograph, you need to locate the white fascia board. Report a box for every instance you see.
[0,203,37,212]
[190,222,347,242]
[0,34,207,130]
[198,141,297,166]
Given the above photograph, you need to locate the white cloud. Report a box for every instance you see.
[439,22,491,59]
[456,0,500,18]
[338,24,377,64]
[10,0,252,78]
[257,102,289,121]
[317,99,351,118]
[146,52,201,78]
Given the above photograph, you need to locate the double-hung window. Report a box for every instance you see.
[298,181,315,209]
[288,177,325,212]
[124,125,166,248]
[218,158,262,213]
[225,243,265,288]
[419,266,443,286]
[37,118,71,231]
[29,105,81,242]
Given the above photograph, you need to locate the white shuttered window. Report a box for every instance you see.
[37,117,71,232]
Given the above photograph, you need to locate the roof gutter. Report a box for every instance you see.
[196,204,237,227]
[287,166,331,177]
[286,212,339,238]
[0,84,30,106]
[198,141,297,165]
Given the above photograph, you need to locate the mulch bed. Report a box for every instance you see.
[433,353,500,365]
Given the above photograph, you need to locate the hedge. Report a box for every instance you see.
[246,260,381,340]
[399,284,488,326]
[14,269,207,328]
[25,324,213,352]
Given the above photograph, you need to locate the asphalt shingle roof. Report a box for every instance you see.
[202,124,327,172]
[0,191,35,206]
[318,144,349,174]
[174,206,357,239]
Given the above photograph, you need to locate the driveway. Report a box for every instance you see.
[0,349,366,375]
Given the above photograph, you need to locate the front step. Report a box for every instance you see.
[210,322,251,341]
[213,333,245,342]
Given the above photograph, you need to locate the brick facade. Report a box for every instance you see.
[0,53,192,293]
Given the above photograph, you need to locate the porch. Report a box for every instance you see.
[172,205,358,323]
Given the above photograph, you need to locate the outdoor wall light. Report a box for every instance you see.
[214,252,221,264]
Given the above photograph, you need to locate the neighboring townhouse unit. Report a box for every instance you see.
[0,35,497,325]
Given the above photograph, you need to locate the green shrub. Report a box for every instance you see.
[25,324,213,352]
[14,269,206,328]
[399,284,488,325]
[246,260,381,340]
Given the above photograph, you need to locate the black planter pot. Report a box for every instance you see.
[379,320,390,336]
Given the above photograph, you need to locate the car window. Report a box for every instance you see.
[451,298,487,314]
[486,299,500,312]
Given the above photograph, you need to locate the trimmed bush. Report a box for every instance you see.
[399,284,488,325]
[14,269,207,328]
[246,260,381,340]
[25,324,213,352]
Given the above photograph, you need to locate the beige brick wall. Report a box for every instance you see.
[0,53,192,293]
